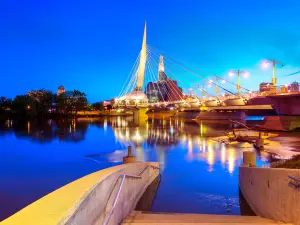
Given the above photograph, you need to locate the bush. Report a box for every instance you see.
[271,155,300,169]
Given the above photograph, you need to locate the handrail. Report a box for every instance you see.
[288,175,300,183]
[103,165,159,225]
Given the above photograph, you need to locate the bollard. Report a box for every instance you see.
[255,138,264,149]
[242,151,256,167]
[123,146,136,164]
[255,132,264,149]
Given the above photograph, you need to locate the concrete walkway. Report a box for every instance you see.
[122,211,293,224]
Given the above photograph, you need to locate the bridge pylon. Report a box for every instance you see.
[133,108,148,126]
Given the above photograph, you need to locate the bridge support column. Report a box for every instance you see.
[133,108,148,126]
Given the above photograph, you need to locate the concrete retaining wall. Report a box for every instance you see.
[1,162,159,225]
[239,166,300,225]
[196,111,246,120]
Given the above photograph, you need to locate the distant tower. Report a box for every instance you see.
[159,55,164,73]
[158,55,167,81]
[57,86,66,95]
[136,22,147,91]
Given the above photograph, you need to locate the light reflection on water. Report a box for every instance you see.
[0,116,272,220]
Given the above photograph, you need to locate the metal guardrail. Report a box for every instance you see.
[103,165,160,225]
[288,175,300,183]
[288,176,300,190]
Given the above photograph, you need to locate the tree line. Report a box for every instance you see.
[0,89,109,119]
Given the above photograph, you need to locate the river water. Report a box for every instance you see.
[0,117,287,221]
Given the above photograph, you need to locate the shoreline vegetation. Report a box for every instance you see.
[0,89,115,121]
[271,155,300,169]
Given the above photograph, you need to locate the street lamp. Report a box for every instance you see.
[260,59,284,86]
[207,77,226,98]
[228,70,250,95]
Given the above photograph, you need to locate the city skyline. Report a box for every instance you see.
[1,0,300,102]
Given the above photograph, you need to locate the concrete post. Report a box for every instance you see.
[242,151,256,167]
[255,132,264,149]
[123,146,136,164]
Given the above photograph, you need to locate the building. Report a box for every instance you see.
[166,79,183,102]
[290,82,299,92]
[146,82,168,102]
[146,56,183,103]
[57,86,66,95]
[259,82,274,92]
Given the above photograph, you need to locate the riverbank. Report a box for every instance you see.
[211,128,300,160]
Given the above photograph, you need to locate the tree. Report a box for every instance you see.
[11,95,34,115]
[55,90,88,116]
[91,102,105,111]
[0,96,12,112]
[55,92,67,115]
[27,89,55,116]
[71,90,88,114]
[106,104,112,111]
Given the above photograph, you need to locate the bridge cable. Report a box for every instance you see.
[147,45,250,95]
[118,51,141,98]
[147,49,187,104]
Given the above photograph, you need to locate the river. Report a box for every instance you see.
[0,117,296,221]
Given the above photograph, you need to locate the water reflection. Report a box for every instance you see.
[0,116,274,220]
[110,117,244,175]
[0,119,89,143]
[0,117,264,176]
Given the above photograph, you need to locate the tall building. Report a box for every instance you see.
[57,86,66,95]
[290,82,299,92]
[146,55,183,103]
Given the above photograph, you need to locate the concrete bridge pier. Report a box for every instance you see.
[133,108,148,126]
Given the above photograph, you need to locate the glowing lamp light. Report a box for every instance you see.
[27,105,31,110]
[228,71,235,77]
[221,79,226,84]
[261,61,270,70]
[243,72,250,78]
[208,79,213,84]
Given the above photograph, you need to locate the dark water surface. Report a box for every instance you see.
[0,117,272,221]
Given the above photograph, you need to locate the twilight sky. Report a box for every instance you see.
[1,0,300,102]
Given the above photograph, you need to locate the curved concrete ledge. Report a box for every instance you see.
[1,162,159,225]
[239,166,300,225]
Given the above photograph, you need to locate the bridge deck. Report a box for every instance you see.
[195,105,274,111]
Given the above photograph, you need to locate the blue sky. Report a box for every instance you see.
[1,0,300,102]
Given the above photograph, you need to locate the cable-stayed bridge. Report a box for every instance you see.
[113,22,300,117]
